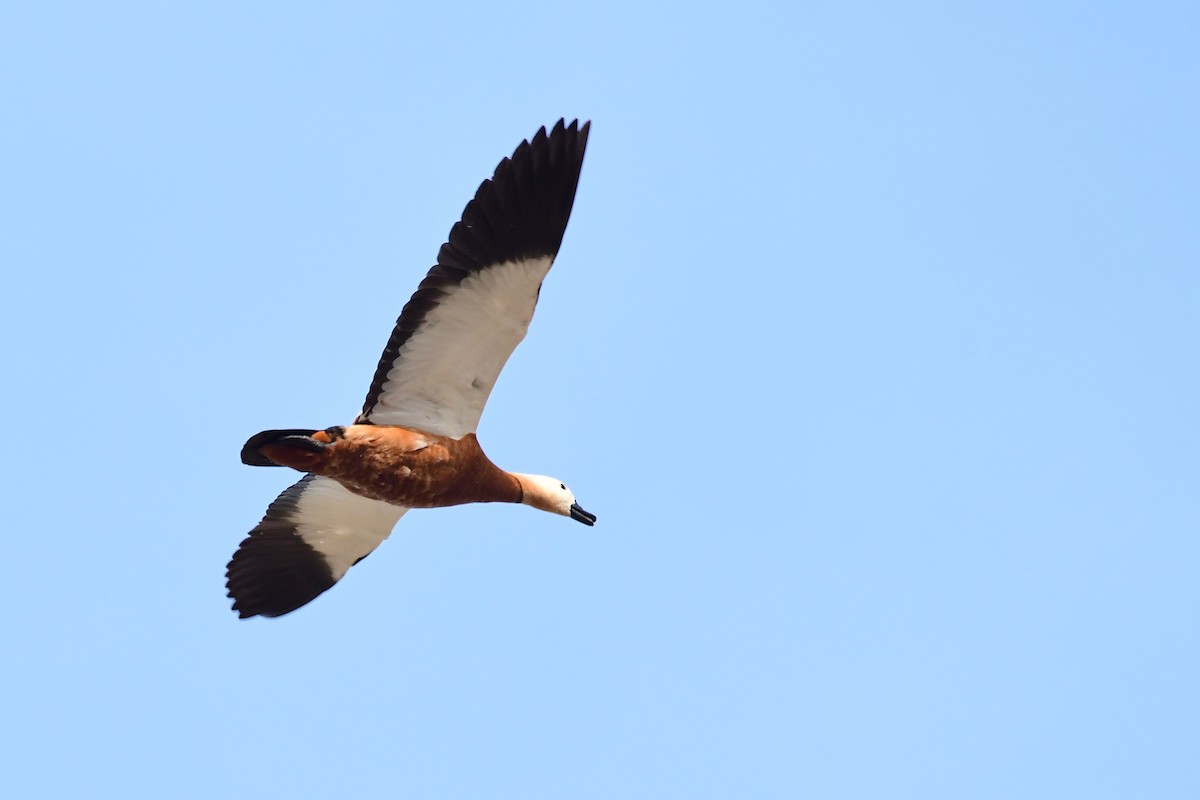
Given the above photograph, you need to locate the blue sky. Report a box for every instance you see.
[3,2,1198,797]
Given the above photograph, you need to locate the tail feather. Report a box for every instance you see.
[241,429,324,467]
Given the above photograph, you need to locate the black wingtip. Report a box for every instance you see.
[226,529,337,619]
[435,117,591,271]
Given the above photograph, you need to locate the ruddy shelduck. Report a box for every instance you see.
[226,120,594,618]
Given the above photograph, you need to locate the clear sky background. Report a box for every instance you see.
[3,2,1197,798]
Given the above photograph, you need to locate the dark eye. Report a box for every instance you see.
[560,483,566,490]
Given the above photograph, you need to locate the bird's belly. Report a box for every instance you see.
[317,425,509,509]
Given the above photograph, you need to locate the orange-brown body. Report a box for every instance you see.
[258,425,522,509]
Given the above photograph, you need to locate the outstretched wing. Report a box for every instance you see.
[226,476,408,618]
[357,119,590,438]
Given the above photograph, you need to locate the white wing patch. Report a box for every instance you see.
[367,256,554,437]
[292,476,408,579]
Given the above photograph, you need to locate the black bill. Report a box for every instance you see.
[569,503,597,526]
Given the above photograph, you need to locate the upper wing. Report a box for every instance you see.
[226,475,408,618]
[357,119,590,438]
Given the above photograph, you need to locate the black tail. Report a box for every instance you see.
[241,429,322,466]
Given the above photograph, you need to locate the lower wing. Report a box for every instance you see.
[226,475,408,618]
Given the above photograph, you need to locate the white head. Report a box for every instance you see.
[513,473,596,526]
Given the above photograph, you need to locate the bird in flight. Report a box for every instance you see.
[226,119,594,618]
